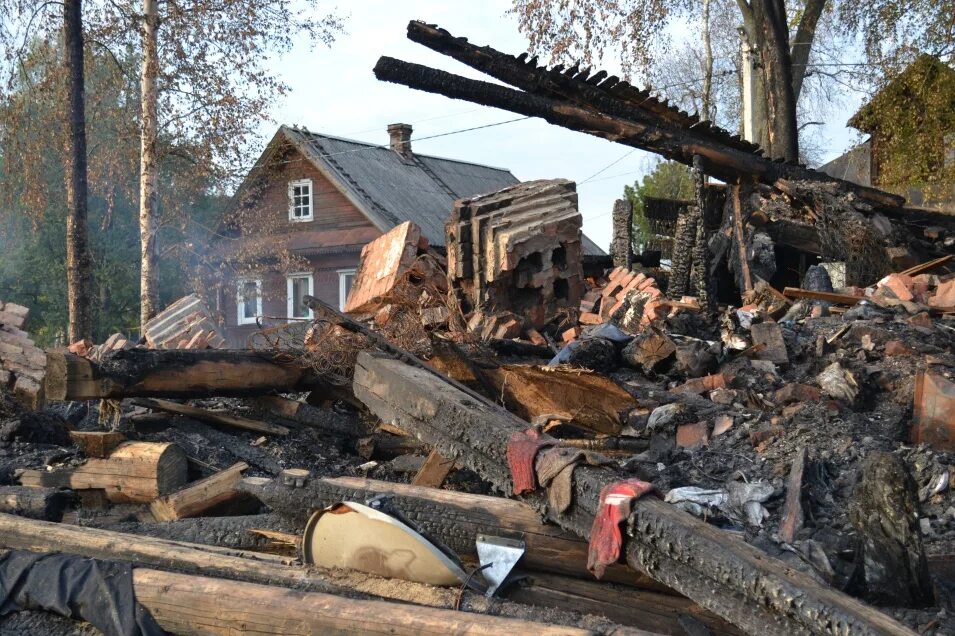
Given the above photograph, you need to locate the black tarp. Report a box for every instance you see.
[0,551,164,636]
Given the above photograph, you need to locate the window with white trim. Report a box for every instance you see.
[338,268,356,311]
[287,272,314,319]
[288,178,313,221]
[945,133,955,169]
[236,278,262,325]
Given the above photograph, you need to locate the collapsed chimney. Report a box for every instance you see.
[387,123,413,157]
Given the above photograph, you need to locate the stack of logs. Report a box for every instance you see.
[0,300,45,408]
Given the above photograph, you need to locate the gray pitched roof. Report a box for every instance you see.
[281,126,606,255]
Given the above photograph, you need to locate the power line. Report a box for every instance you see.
[338,109,483,137]
[579,149,637,185]
[310,116,533,160]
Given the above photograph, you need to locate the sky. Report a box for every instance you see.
[263,0,870,249]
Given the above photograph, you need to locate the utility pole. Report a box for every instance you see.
[739,27,756,144]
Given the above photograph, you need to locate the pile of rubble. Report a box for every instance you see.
[2,19,955,636]
[3,201,954,636]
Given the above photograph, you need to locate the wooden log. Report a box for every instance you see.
[17,441,187,503]
[132,568,602,636]
[899,254,953,278]
[256,395,365,437]
[508,572,742,636]
[69,430,127,458]
[130,398,290,436]
[782,287,863,305]
[0,515,639,635]
[0,486,71,521]
[238,474,665,591]
[731,183,753,295]
[45,349,316,401]
[353,351,914,636]
[150,462,251,521]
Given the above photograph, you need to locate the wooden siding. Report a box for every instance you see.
[220,144,380,346]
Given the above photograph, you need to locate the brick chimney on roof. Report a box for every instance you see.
[388,123,413,158]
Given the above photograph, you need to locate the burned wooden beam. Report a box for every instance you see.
[376,22,903,209]
[352,351,914,635]
[239,474,662,590]
[45,349,319,401]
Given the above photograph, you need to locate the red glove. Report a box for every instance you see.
[587,479,654,578]
[506,427,556,495]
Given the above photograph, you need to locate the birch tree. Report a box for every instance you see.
[93,0,342,327]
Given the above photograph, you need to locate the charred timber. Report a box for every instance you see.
[376,24,903,209]
[353,351,914,636]
[45,349,318,400]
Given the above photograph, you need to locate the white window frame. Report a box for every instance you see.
[338,268,357,311]
[236,278,262,326]
[288,178,314,222]
[286,272,314,319]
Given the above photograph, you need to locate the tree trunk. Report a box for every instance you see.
[790,0,826,104]
[139,0,160,329]
[63,0,92,342]
[750,0,799,161]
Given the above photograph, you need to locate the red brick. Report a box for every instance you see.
[712,415,734,436]
[68,339,93,357]
[876,273,915,302]
[561,327,580,343]
[930,279,955,308]
[912,370,955,451]
[676,422,709,448]
[672,373,727,395]
[579,312,603,325]
[884,340,914,356]
[494,318,522,340]
[525,328,546,346]
[774,383,821,404]
[908,312,934,329]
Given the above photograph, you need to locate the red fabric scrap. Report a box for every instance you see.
[506,427,556,495]
[587,479,654,579]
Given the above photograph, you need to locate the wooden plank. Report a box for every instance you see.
[782,288,863,305]
[131,398,289,436]
[150,462,250,521]
[352,351,915,636]
[411,449,455,488]
[899,254,953,278]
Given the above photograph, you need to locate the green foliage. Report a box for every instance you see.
[850,55,955,202]
[0,43,225,346]
[623,160,695,249]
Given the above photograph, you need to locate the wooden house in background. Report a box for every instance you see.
[820,55,955,210]
[211,123,603,347]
